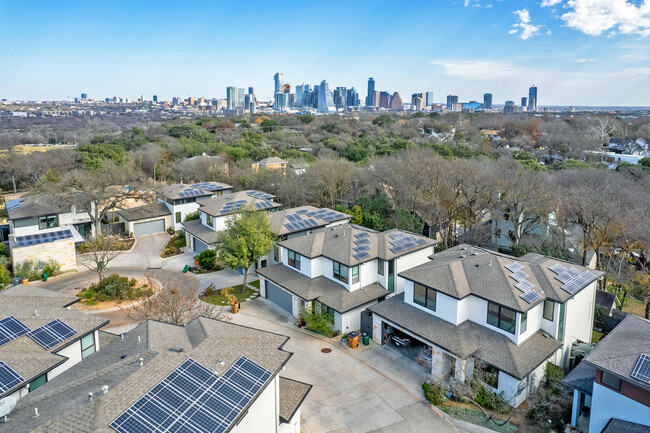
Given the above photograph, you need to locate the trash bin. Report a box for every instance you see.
[362,333,370,346]
[348,331,359,349]
[182,265,190,273]
[42,272,49,282]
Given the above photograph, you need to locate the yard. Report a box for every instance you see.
[201,280,260,306]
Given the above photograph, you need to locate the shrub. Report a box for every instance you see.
[184,211,200,222]
[79,274,152,302]
[197,249,217,270]
[202,284,217,297]
[422,381,446,406]
[13,260,43,281]
[0,243,9,258]
[474,384,509,413]
[0,264,11,290]
[173,234,186,248]
[42,260,61,277]
[299,308,336,337]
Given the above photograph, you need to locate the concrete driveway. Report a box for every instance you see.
[230,298,461,433]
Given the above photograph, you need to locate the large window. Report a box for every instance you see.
[81,333,96,359]
[314,300,334,325]
[601,371,621,391]
[29,374,47,392]
[38,215,59,230]
[175,212,181,224]
[288,250,301,270]
[351,265,359,284]
[520,312,528,334]
[273,245,279,262]
[543,300,554,321]
[206,214,214,227]
[378,258,385,276]
[487,302,516,334]
[413,283,436,312]
[333,262,353,284]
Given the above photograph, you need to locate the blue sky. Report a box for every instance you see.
[1,0,649,105]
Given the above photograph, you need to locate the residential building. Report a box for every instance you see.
[156,182,233,231]
[390,92,403,110]
[257,224,437,333]
[426,91,434,106]
[3,317,311,433]
[0,285,108,401]
[251,156,288,173]
[226,86,236,110]
[274,72,284,94]
[183,190,281,254]
[369,245,603,407]
[528,86,537,112]
[117,202,173,237]
[317,80,336,113]
[446,95,458,110]
[484,93,493,109]
[366,77,375,107]
[563,315,650,433]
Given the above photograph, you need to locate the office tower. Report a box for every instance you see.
[483,93,492,109]
[80,93,88,101]
[334,87,347,109]
[446,95,458,110]
[248,87,254,95]
[346,88,359,107]
[528,86,537,112]
[226,87,236,110]
[504,100,518,113]
[153,95,158,103]
[411,93,425,111]
[425,91,434,106]
[237,88,245,108]
[274,92,288,112]
[366,77,375,106]
[521,97,528,109]
[371,91,380,107]
[318,80,336,113]
[274,73,284,94]
[390,92,403,110]
[379,91,391,109]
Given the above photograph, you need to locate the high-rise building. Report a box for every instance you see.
[372,91,380,108]
[295,85,304,107]
[274,73,284,94]
[366,77,375,107]
[425,91,434,106]
[248,87,254,95]
[346,88,359,107]
[504,100,519,113]
[153,95,158,103]
[411,93,425,111]
[446,95,458,110]
[528,86,537,112]
[379,91,391,109]
[318,80,336,113]
[521,97,528,109]
[333,87,347,109]
[483,93,492,109]
[390,92,403,110]
[236,88,245,108]
[226,87,236,110]
[80,93,88,101]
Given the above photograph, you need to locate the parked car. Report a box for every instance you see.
[391,331,412,347]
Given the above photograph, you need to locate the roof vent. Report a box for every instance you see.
[139,357,144,367]
[101,385,109,395]
[33,408,39,418]
[88,392,93,402]
[471,248,477,256]
[169,346,184,353]
[34,309,39,316]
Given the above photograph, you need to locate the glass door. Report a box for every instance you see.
[388,260,395,293]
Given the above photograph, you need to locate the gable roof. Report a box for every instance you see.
[400,245,603,312]
[156,181,232,201]
[278,224,437,267]
[255,156,287,166]
[116,202,171,221]
[268,205,350,236]
[198,190,281,217]
[6,195,64,220]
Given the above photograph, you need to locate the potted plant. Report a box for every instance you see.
[194,255,200,266]
[222,288,239,314]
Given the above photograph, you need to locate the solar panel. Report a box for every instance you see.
[0,361,23,393]
[15,229,74,248]
[353,245,369,252]
[0,315,30,346]
[389,245,407,254]
[515,280,535,292]
[631,354,650,384]
[561,270,596,295]
[5,198,20,211]
[28,319,77,349]
[353,252,370,260]
[509,271,530,282]
[110,356,271,433]
[286,214,302,222]
[505,261,524,273]
[354,232,370,239]
[247,190,273,199]
[321,212,345,222]
[549,263,567,274]
[295,209,309,214]
[555,267,581,284]
[520,290,541,304]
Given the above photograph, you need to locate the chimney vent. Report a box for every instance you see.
[169,346,184,353]
[101,385,109,395]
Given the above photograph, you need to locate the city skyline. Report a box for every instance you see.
[1,1,650,105]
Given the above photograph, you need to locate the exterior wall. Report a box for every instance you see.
[12,237,76,271]
[121,214,171,236]
[403,279,460,325]
[497,360,547,407]
[230,375,279,433]
[589,382,650,433]
[160,200,202,230]
[354,260,377,292]
[340,302,377,333]
[559,282,596,367]
[278,407,301,433]
[394,247,434,294]
[12,208,92,236]
[49,339,83,378]
[518,302,544,344]
[280,246,312,278]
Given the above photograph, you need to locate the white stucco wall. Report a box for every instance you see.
[230,376,279,433]
[589,382,650,433]
[340,302,377,333]
[403,279,460,325]
[278,407,301,433]
[161,200,202,230]
[394,247,434,295]
[559,282,596,367]
[49,339,83,378]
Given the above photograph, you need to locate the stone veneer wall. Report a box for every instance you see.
[11,238,77,272]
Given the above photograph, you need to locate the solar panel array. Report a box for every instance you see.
[388,232,427,254]
[555,267,581,284]
[631,354,650,385]
[110,356,271,433]
[549,263,568,274]
[5,198,20,211]
[295,209,310,215]
[247,190,273,200]
[515,280,535,292]
[192,182,226,191]
[520,290,541,304]
[27,319,77,349]
[284,218,319,233]
[354,232,370,239]
[509,271,530,282]
[0,315,30,346]
[178,188,207,198]
[15,229,73,248]
[505,261,524,273]
[305,208,346,222]
[0,361,23,394]
[561,270,596,295]
[220,200,248,215]
[351,232,372,260]
[255,201,276,210]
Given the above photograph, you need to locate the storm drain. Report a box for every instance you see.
[321,348,332,353]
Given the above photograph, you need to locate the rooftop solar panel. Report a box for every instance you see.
[555,267,581,284]
[295,209,310,214]
[353,245,369,252]
[549,263,568,274]
[520,290,541,304]
[0,361,23,393]
[354,232,370,239]
[5,198,20,211]
[515,280,535,292]
[27,319,77,349]
[509,271,530,282]
[353,252,370,260]
[286,213,302,222]
[353,238,369,246]
[505,261,524,273]
[561,270,596,295]
[631,354,650,385]
[15,229,74,248]
[0,315,30,346]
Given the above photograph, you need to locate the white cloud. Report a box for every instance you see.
[464,0,481,7]
[510,9,545,39]
[560,0,650,37]
[574,58,597,62]
[541,0,563,6]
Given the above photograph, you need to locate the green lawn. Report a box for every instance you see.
[592,330,603,343]
[622,296,647,318]
[201,280,260,306]
[441,407,517,433]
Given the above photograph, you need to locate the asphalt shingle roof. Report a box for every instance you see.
[269,205,350,236]
[562,360,596,395]
[6,195,64,220]
[198,190,281,217]
[278,377,312,423]
[182,218,220,244]
[369,294,561,380]
[116,202,171,221]
[256,157,287,165]
[601,419,650,433]
[257,264,388,313]
[156,182,231,201]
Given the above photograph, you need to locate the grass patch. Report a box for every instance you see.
[592,330,603,343]
[622,296,647,318]
[201,283,259,306]
[441,406,517,433]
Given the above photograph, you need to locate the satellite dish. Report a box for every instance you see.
[0,396,17,421]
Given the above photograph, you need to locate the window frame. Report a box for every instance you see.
[29,373,48,392]
[288,250,301,270]
[543,300,554,321]
[378,258,385,276]
[38,214,59,230]
[351,265,359,284]
[413,283,436,312]
[81,332,96,359]
[333,261,349,284]
[486,302,516,335]
[520,312,528,335]
[273,245,279,262]
[175,212,181,224]
[206,214,214,227]
[600,371,621,391]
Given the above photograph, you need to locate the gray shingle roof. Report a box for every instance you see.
[182,218,220,244]
[7,318,297,433]
[269,205,350,236]
[400,245,604,312]
[256,157,287,165]
[278,224,438,267]
[156,183,230,201]
[198,190,281,217]
[601,419,650,433]
[6,195,64,220]
[562,360,596,395]
[279,377,312,423]
[583,314,650,393]
[369,294,561,380]
[257,264,388,313]
[116,202,171,221]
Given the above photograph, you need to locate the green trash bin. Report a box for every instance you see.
[42,272,49,282]
[362,333,370,346]
[182,265,190,273]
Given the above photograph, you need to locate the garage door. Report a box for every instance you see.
[133,219,165,236]
[266,281,293,313]
[193,237,209,254]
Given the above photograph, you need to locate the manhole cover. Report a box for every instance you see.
[321,348,332,353]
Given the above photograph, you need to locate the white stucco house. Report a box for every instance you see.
[257,224,438,333]
[369,245,603,407]
[156,181,233,231]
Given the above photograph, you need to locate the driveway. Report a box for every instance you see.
[230,298,461,433]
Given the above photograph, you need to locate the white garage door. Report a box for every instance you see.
[134,219,165,236]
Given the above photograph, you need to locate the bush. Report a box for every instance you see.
[184,211,200,222]
[0,264,11,290]
[0,243,9,258]
[299,308,337,337]
[422,381,446,406]
[474,384,509,413]
[13,260,48,281]
[197,249,217,270]
[79,274,152,302]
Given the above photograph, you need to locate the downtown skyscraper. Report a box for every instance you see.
[366,77,375,107]
[528,86,537,112]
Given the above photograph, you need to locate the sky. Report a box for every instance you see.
[1,0,649,106]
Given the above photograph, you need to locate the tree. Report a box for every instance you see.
[298,114,315,124]
[261,119,282,133]
[216,208,275,292]
[124,278,225,326]
[78,142,128,171]
[372,115,394,127]
[305,158,358,208]
[78,236,123,281]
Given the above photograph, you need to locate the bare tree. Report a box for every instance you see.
[587,115,619,146]
[305,157,358,208]
[78,236,123,281]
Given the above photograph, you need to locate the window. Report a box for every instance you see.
[29,374,47,392]
[288,250,300,270]
[413,283,436,312]
[351,266,359,284]
[314,301,334,325]
[486,302,516,334]
[206,214,214,227]
[217,190,222,196]
[601,371,621,391]
[75,206,86,214]
[38,215,59,230]
[520,312,528,334]
[273,245,279,262]
[378,258,385,276]
[81,333,96,359]
[175,212,181,224]
[558,303,565,343]
[333,262,349,283]
[543,300,554,321]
